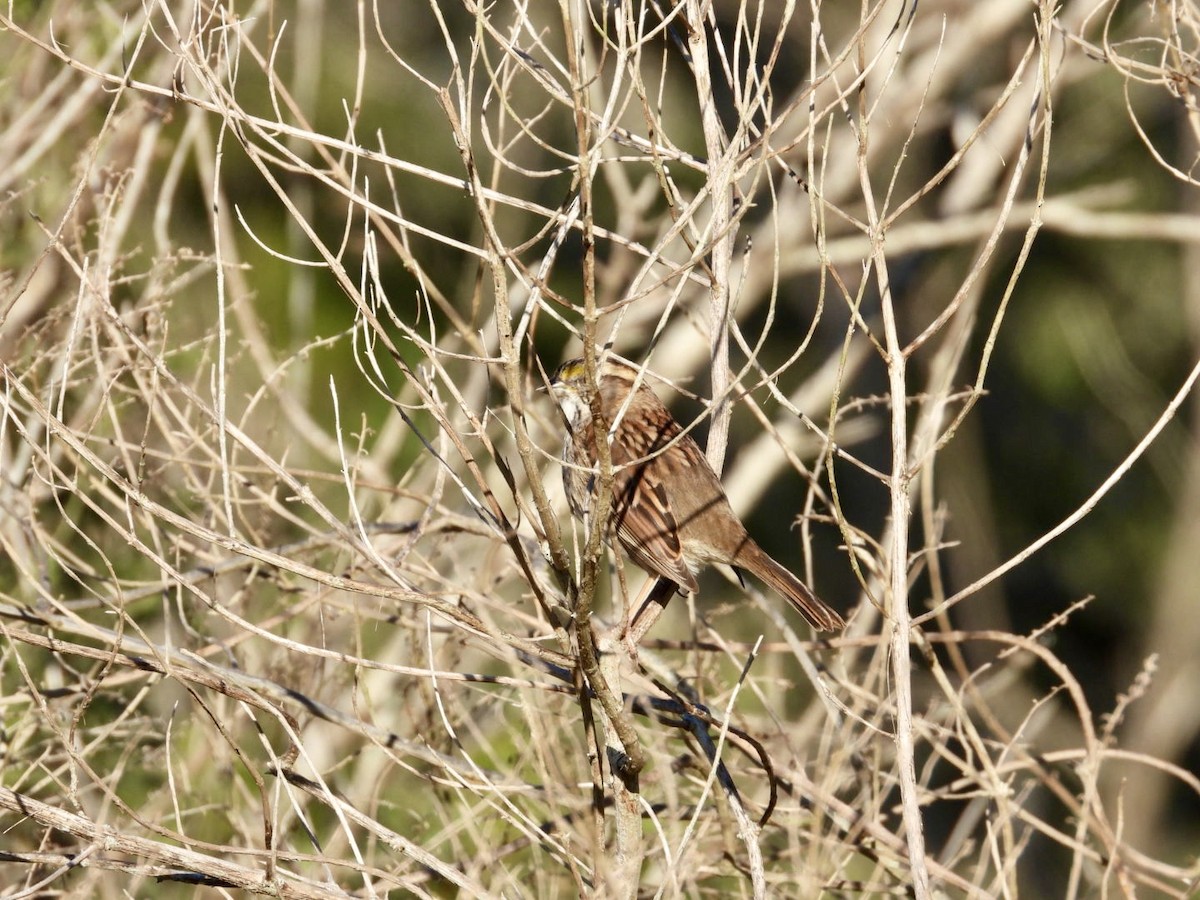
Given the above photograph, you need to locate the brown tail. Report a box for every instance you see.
[737,542,845,631]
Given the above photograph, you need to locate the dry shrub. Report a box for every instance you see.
[1,1,1199,897]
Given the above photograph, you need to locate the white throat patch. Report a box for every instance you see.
[554,387,589,428]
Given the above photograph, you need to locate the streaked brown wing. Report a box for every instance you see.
[608,417,699,593]
[612,474,698,592]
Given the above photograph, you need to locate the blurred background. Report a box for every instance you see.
[1,0,1198,895]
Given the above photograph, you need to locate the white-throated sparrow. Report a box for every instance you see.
[548,356,844,631]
